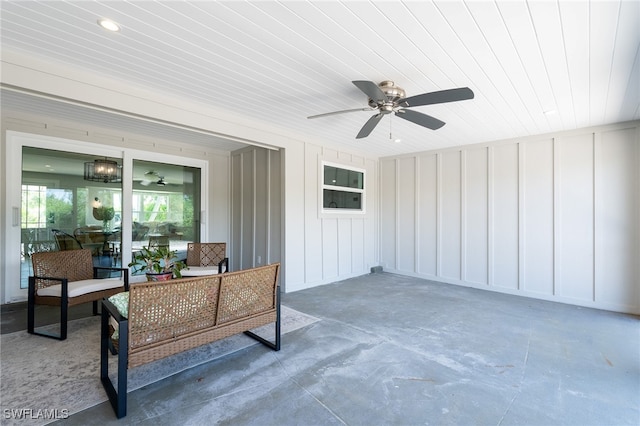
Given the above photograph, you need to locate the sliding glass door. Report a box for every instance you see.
[130,159,201,276]
[5,131,207,302]
[20,147,124,287]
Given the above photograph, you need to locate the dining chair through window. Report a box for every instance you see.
[147,235,170,250]
[52,229,83,251]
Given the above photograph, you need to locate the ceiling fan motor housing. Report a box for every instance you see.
[367,80,406,110]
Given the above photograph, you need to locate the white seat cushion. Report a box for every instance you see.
[181,266,222,277]
[37,277,125,298]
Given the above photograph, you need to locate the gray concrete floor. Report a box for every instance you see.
[2,272,639,425]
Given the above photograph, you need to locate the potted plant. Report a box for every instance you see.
[128,246,186,281]
[92,199,116,232]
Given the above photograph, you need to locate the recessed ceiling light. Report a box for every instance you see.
[98,18,120,32]
[394,138,402,143]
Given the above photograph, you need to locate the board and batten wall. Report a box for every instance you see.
[230,146,282,274]
[302,145,378,290]
[379,122,639,314]
[232,143,379,293]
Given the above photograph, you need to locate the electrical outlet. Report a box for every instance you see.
[257,255,261,264]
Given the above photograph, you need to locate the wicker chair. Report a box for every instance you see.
[186,242,229,274]
[28,248,129,340]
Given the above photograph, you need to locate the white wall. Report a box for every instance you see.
[227,136,380,295]
[379,122,640,314]
[229,142,380,293]
[281,144,379,292]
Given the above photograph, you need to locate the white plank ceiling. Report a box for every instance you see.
[1,0,638,157]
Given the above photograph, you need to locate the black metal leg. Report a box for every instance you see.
[100,307,110,377]
[244,286,281,351]
[274,287,281,350]
[116,323,128,418]
[101,302,128,419]
[58,280,68,340]
[28,277,68,340]
[27,277,36,335]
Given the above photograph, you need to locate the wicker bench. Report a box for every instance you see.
[100,263,281,418]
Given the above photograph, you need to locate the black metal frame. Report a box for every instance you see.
[244,286,281,351]
[100,286,281,419]
[100,299,128,419]
[27,265,129,341]
[218,257,230,274]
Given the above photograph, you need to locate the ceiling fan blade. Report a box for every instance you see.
[307,107,374,119]
[399,87,474,107]
[356,113,384,139]
[396,109,446,130]
[352,80,387,103]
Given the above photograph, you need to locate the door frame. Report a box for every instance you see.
[3,130,208,303]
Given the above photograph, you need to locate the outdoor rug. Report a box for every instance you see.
[0,306,319,425]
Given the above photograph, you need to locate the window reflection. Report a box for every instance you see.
[131,160,200,275]
[21,147,123,287]
[20,148,202,286]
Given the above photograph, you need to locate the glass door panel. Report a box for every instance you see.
[131,160,201,276]
[21,147,123,287]
[12,138,205,298]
